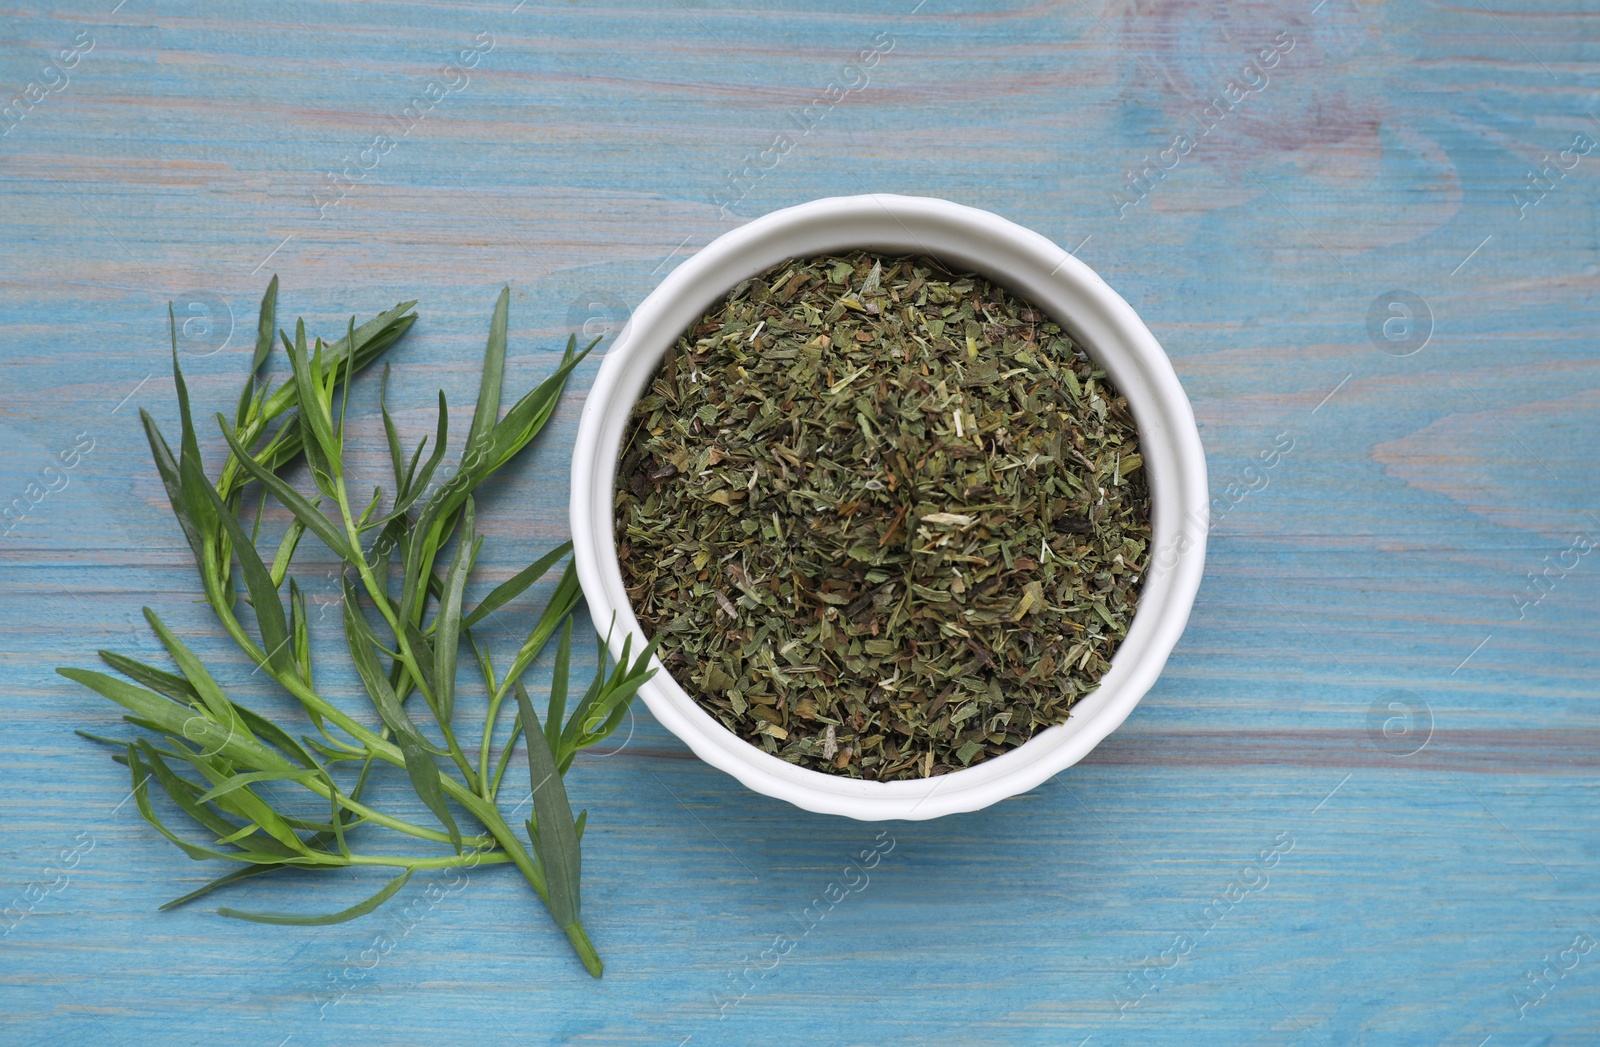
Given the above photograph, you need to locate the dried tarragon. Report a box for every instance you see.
[615,252,1151,781]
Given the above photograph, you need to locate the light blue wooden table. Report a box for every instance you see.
[2,1,1597,1044]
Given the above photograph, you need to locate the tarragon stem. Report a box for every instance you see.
[61,278,649,979]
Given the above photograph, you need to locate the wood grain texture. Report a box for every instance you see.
[2,0,1597,1044]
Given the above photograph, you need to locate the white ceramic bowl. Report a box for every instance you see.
[570,194,1206,821]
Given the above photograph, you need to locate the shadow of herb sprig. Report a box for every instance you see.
[59,277,655,977]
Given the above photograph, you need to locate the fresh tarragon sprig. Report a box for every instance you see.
[59,278,655,976]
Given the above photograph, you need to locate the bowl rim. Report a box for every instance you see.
[570,193,1207,820]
